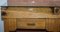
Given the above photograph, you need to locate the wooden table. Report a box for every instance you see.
[2,7,60,32]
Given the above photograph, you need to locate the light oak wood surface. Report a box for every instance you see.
[2,7,60,32]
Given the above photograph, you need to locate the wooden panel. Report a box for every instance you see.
[3,18,9,32]
[17,18,45,29]
[46,18,60,32]
[8,0,60,6]
[3,7,60,18]
[54,19,60,32]
[8,18,16,31]
[3,18,16,31]
[46,18,55,31]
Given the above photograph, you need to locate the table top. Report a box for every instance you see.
[8,0,60,6]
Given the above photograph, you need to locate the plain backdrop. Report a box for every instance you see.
[0,0,7,32]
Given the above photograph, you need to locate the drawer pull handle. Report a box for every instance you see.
[27,23,35,26]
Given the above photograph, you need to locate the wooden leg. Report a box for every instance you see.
[3,18,16,32]
[4,18,9,32]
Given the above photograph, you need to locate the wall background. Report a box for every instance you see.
[0,0,7,32]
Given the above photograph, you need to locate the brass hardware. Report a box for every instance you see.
[54,7,59,15]
[50,7,60,15]
[27,23,35,26]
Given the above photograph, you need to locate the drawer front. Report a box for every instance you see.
[8,0,60,6]
[17,19,45,29]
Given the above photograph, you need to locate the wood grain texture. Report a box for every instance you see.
[2,7,60,32]
[3,18,16,31]
[17,18,45,29]
[4,18,9,32]
[3,7,60,18]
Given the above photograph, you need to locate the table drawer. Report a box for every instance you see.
[17,18,45,29]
